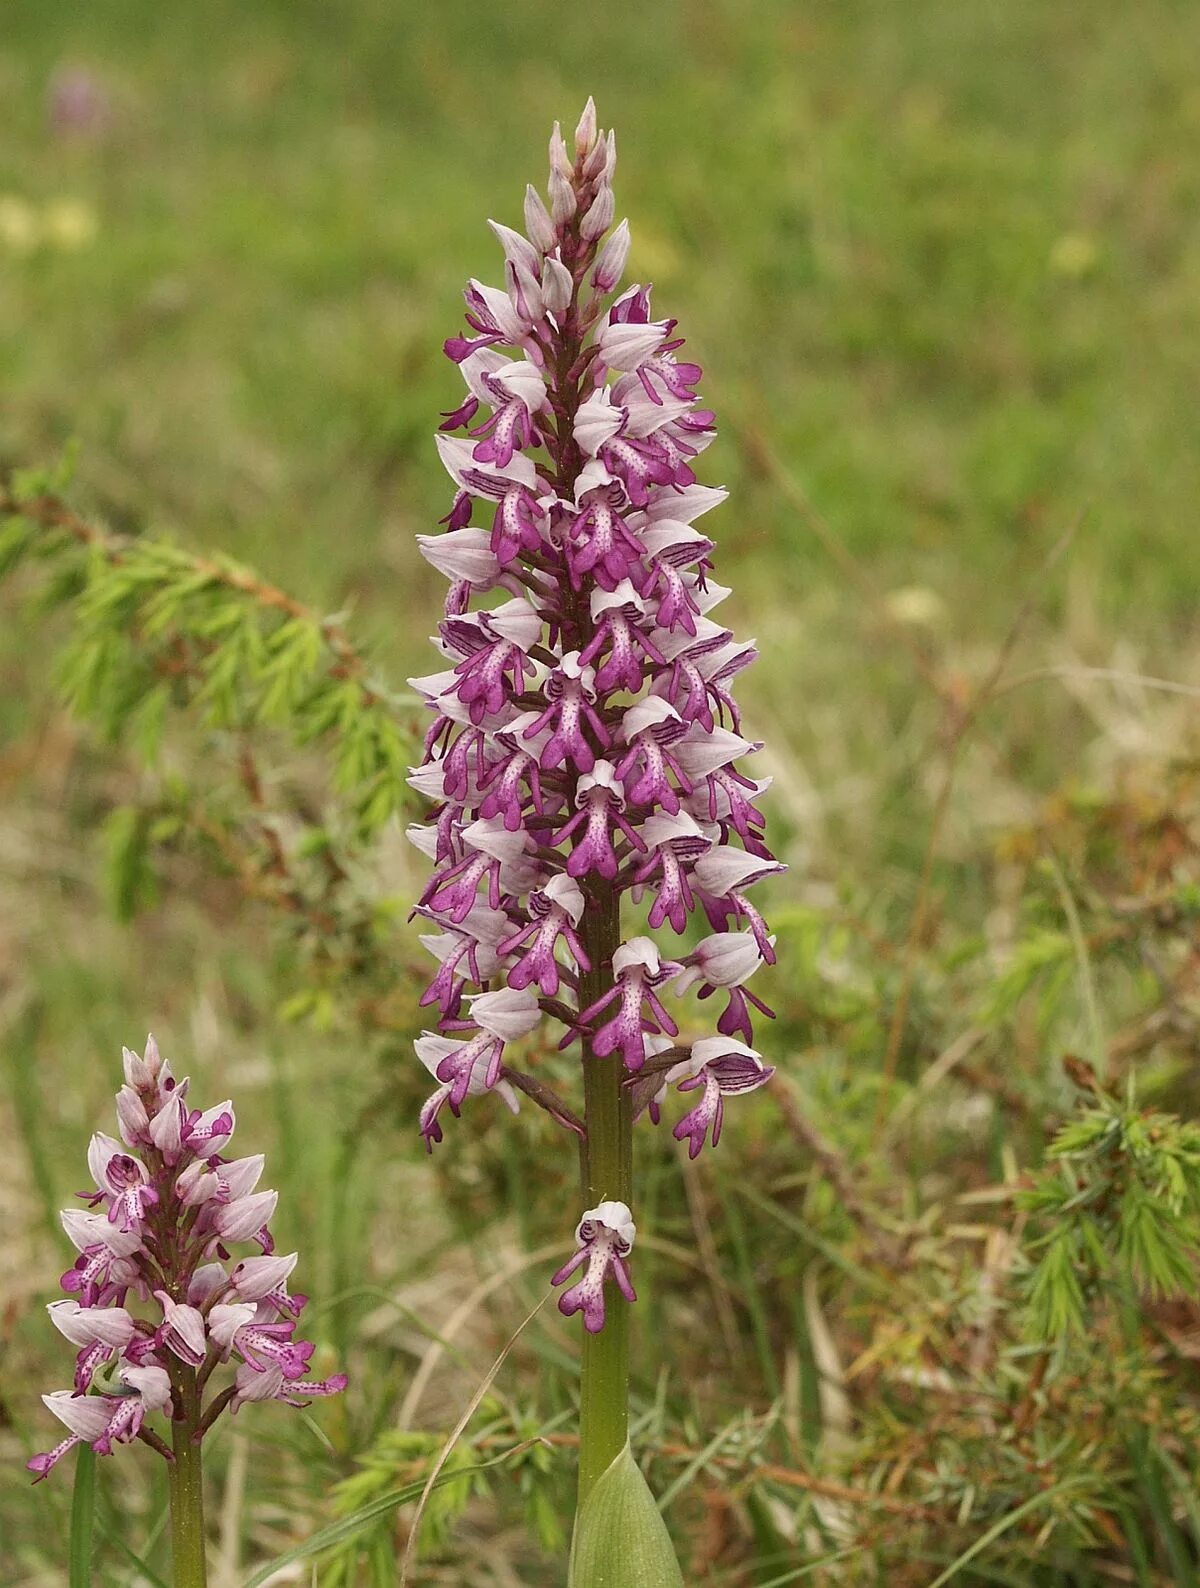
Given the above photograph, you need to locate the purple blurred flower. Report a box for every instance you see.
[48,66,112,138]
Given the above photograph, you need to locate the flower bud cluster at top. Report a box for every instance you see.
[27,1036,344,1481]
[408,100,783,1327]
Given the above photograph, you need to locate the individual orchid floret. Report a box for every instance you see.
[409,99,783,1333]
[415,998,527,1151]
[578,938,680,1071]
[499,875,590,996]
[663,1038,775,1159]
[552,1201,637,1333]
[28,1035,345,1482]
[674,930,777,1042]
[555,760,645,881]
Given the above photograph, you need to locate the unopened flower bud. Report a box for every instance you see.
[549,166,576,224]
[549,120,571,178]
[523,183,557,252]
[541,256,573,316]
[579,185,614,242]
[574,95,598,156]
[592,218,631,291]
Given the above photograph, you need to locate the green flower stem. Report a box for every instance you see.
[577,879,632,1504]
[167,1362,208,1588]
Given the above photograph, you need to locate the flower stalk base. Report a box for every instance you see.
[577,885,631,1503]
[167,1364,207,1588]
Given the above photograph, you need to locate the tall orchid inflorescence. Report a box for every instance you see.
[409,98,782,1494]
[411,100,784,1286]
[28,1036,344,1580]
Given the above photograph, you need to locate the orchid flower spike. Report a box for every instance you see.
[414,100,784,1331]
[27,1036,345,1482]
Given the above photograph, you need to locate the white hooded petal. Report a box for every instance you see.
[574,388,625,456]
[414,1033,460,1079]
[674,727,759,780]
[207,1302,256,1354]
[677,932,766,992]
[213,1190,277,1243]
[542,872,586,924]
[220,1155,266,1201]
[119,1363,173,1412]
[642,484,728,523]
[488,357,547,412]
[575,760,623,803]
[485,596,543,649]
[692,848,786,896]
[417,530,500,585]
[693,579,731,615]
[86,1133,126,1191]
[234,1361,285,1404]
[434,433,539,493]
[230,1251,298,1301]
[612,937,661,978]
[187,1262,229,1307]
[60,1208,142,1258]
[577,1199,636,1253]
[621,696,680,740]
[469,985,543,1040]
[47,1301,136,1349]
[639,812,708,850]
[467,279,526,342]
[462,816,530,862]
[638,522,715,564]
[597,318,670,373]
[43,1390,113,1441]
[405,822,442,861]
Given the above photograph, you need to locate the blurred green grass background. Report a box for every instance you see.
[1,1,1199,1582]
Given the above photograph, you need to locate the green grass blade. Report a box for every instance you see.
[68,1443,97,1588]
[923,1476,1093,1588]
[94,1519,172,1588]
[239,1450,526,1588]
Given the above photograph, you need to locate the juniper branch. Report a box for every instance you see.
[0,476,416,838]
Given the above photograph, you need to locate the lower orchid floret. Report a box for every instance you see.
[27,1363,173,1479]
[551,1200,637,1333]
[667,1037,775,1158]
[232,1361,348,1409]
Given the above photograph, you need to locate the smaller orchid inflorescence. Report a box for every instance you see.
[408,100,783,1338]
[28,1036,345,1482]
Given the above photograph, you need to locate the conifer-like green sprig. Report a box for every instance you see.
[0,463,414,841]
[1021,1066,1200,1339]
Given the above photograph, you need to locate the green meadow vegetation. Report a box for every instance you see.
[1,1,1198,1582]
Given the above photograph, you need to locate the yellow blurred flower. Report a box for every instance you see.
[884,584,947,628]
[0,195,40,254]
[0,195,99,253]
[43,198,99,251]
[1048,232,1098,280]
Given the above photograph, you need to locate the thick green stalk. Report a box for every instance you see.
[577,880,632,1503]
[167,1363,208,1588]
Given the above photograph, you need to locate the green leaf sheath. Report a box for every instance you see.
[569,1444,685,1588]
